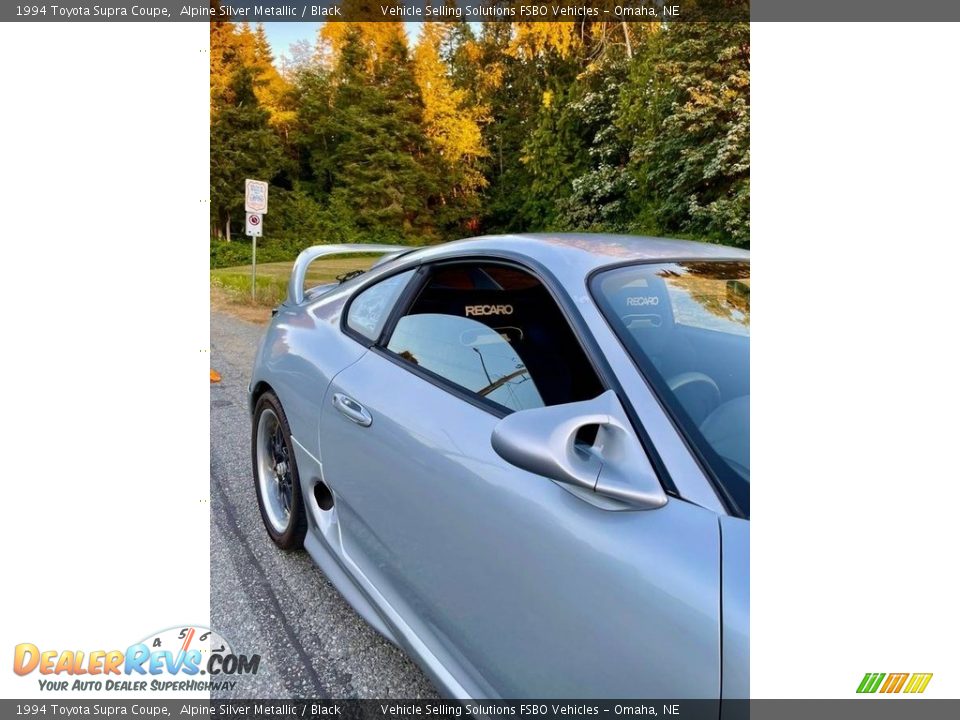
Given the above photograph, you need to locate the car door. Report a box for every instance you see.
[318,260,722,698]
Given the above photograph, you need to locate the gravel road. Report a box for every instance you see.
[210,310,439,699]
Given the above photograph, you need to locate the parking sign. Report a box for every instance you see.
[245,212,263,237]
[245,179,268,214]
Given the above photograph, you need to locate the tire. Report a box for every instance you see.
[251,391,308,550]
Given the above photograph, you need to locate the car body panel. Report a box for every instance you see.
[319,349,721,698]
[251,281,375,460]
[247,234,750,699]
[720,516,750,701]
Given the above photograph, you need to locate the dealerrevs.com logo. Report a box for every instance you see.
[857,672,933,694]
[13,626,260,693]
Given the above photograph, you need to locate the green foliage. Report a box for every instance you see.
[210,64,284,241]
[211,255,382,308]
[211,270,290,307]
[210,21,750,255]
[329,32,436,240]
[637,22,751,245]
[211,237,302,268]
[551,54,634,231]
[471,23,545,233]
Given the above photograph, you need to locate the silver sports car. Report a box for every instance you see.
[248,234,749,699]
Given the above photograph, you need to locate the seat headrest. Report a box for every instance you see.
[612,276,672,331]
[413,287,548,325]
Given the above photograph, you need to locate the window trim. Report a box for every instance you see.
[587,258,749,518]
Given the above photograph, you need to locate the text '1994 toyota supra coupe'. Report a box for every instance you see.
[248,234,749,699]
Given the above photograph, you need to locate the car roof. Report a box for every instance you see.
[396,233,749,276]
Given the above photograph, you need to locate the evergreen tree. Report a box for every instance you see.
[473,23,541,232]
[251,24,297,141]
[323,30,435,241]
[210,66,283,240]
[210,20,750,249]
[413,22,488,234]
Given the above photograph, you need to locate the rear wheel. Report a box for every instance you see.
[252,392,307,550]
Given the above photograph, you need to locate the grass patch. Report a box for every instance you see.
[211,256,380,312]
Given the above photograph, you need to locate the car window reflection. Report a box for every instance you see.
[388,314,544,412]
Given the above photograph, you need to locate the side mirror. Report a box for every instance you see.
[491,390,668,510]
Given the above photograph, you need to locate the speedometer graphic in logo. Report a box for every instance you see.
[137,625,234,675]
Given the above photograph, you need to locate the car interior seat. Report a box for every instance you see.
[409,283,600,407]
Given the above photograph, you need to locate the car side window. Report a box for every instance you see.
[388,314,545,412]
[346,270,415,342]
[384,263,603,413]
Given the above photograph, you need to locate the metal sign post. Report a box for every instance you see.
[244,179,268,303]
[245,212,263,301]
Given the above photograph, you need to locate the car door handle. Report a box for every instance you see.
[332,393,372,427]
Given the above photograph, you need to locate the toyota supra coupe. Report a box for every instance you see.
[248,234,749,699]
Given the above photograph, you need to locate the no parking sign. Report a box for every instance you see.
[245,212,262,237]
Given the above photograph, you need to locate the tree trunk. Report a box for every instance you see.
[225,213,231,243]
[622,23,633,59]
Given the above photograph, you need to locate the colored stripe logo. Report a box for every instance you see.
[857,672,932,694]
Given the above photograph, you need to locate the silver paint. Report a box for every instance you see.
[491,389,667,510]
[288,244,407,305]
[249,233,749,699]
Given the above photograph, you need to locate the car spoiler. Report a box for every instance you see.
[287,244,407,305]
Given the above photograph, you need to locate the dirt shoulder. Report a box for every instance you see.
[211,285,272,325]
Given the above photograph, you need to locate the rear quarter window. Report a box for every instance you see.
[346,270,415,342]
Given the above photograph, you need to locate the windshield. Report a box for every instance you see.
[591,261,749,515]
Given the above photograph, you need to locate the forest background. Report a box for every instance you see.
[210,18,749,271]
